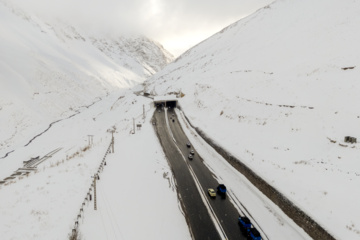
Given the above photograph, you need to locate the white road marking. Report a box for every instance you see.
[164,110,228,240]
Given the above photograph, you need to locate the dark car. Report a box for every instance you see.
[188,154,193,160]
[248,228,262,240]
[190,150,195,155]
[217,184,227,199]
[186,142,191,148]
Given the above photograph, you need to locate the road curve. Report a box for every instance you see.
[153,106,246,240]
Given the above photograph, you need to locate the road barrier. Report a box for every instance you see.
[69,140,113,239]
[180,110,335,240]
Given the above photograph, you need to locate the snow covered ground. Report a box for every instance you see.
[144,0,360,238]
[0,87,310,240]
[1,0,360,239]
[0,90,190,240]
[78,111,190,240]
[175,108,311,240]
[0,0,173,162]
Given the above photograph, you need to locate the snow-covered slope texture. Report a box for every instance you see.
[0,88,190,240]
[0,0,173,158]
[145,0,360,238]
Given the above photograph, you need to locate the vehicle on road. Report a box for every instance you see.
[238,216,251,234]
[217,184,227,199]
[248,228,262,240]
[188,154,193,160]
[190,150,195,155]
[172,119,175,122]
[238,216,262,240]
[208,188,216,197]
[186,142,191,148]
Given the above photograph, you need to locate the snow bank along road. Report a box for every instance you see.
[153,106,248,240]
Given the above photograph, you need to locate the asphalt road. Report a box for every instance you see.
[153,107,246,240]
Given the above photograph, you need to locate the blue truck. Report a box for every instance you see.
[238,216,262,240]
[217,184,227,199]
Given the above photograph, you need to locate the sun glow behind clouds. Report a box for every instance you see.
[149,0,161,15]
[8,0,274,57]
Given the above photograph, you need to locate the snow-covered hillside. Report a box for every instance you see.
[145,0,360,238]
[0,88,191,240]
[1,0,360,239]
[0,0,173,159]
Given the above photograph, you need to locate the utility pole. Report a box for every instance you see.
[111,131,114,153]
[143,104,145,119]
[93,175,97,210]
[88,135,93,147]
[133,118,135,134]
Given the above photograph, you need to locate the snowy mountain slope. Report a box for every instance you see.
[0,89,190,240]
[90,36,173,76]
[144,0,360,238]
[1,0,359,238]
[0,0,173,159]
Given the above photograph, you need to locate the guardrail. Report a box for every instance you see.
[180,109,335,240]
[69,140,113,239]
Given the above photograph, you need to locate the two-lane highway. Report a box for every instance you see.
[153,107,221,239]
[153,106,246,239]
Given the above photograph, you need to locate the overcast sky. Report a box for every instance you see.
[12,0,274,56]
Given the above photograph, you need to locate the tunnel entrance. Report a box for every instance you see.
[154,96,178,108]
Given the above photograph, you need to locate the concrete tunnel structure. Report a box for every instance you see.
[153,95,178,108]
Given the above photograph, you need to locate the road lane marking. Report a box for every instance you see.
[164,111,228,240]
[175,108,269,240]
[164,108,176,143]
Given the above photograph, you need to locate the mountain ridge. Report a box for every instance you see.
[0,0,173,155]
[145,0,360,238]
